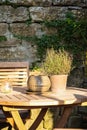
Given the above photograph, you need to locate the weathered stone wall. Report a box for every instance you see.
[0,1,87,129]
[0,0,87,66]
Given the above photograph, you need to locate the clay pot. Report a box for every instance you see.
[28,75,51,92]
[50,75,68,93]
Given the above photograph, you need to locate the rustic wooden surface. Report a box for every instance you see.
[0,87,87,107]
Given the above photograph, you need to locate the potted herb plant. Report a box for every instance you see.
[41,48,73,92]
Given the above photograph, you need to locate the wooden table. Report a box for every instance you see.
[0,86,87,130]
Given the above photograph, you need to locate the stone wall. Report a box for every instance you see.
[0,1,87,129]
[0,0,87,66]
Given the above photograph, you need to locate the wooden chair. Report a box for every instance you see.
[0,61,30,124]
[0,61,29,88]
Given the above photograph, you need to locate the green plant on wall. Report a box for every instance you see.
[14,11,87,67]
[42,12,87,65]
[0,36,7,42]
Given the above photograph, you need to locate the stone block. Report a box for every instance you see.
[0,6,29,23]
[43,118,53,129]
[10,23,45,37]
[68,115,83,128]
[0,23,8,35]
[0,39,37,65]
[0,0,52,6]
[53,0,87,6]
[67,67,84,87]
[29,7,68,22]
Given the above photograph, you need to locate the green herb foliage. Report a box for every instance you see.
[41,48,73,75]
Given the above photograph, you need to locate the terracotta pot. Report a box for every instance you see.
[28,75,51,92]
[50,75,68,92]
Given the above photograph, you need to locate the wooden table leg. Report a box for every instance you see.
[55,106,73,128]
[11,108,47,130]
[11,110,27,130]
[3,107,27,130]
[3,107,48,130]
[29,108,48,130]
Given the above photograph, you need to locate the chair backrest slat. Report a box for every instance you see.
[0,62,29,87]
